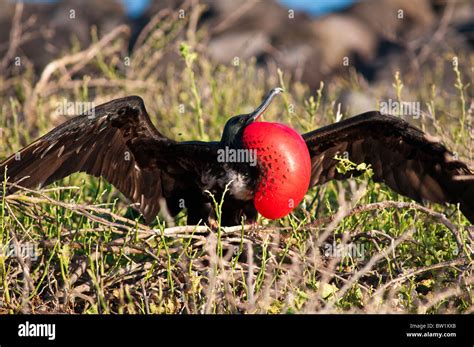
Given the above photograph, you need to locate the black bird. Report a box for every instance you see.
[1,89,473,225]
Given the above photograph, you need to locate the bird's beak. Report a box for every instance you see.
[246,87,284,125]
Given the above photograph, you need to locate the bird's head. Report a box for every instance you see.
[220,88,283,147]
[219,87,311,221]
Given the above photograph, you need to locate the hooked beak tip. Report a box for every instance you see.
[247,87,284,124]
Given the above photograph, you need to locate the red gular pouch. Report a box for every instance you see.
[243,122,311,219]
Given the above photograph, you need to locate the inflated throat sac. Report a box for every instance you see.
[243,122,311,219]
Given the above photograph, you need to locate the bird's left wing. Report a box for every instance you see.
[0,96,212,223]
[303,111,474,223]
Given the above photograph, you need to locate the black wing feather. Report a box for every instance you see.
[303,111,474,222]
[0,96,215,223]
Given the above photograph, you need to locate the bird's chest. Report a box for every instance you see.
[199,164,258,201]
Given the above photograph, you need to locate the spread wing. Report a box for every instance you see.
[0,96,215,223]
[303,111,474,223]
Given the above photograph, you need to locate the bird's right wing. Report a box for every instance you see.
[0,96,215,223]
[303,111,474,223]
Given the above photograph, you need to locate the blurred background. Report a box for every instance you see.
[0,0,472,85]
[0,0,473,315]
[0,0,472,133]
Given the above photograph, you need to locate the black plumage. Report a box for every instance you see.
[304,112,474,222]
[1,91,473,225]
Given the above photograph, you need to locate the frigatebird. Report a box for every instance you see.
[1,88,473,226]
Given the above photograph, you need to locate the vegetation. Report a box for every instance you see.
[0,8,472,314]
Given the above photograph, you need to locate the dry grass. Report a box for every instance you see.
[0,4,472,314]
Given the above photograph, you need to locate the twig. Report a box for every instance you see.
[24,25,130,123]
[0,3,24,71]
[312,201,471,255]
[372,257,469,298]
